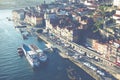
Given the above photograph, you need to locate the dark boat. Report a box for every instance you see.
[6,17,12,21]
[67,66,81,80]
[22,34,28,40]
[15,25,26,28]
[17,47,24,56]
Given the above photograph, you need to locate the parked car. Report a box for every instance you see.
[89,66,97,71]
[97,70,105,76]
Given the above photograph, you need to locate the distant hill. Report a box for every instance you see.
[0,0,54,9]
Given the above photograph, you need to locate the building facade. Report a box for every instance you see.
[45,13,81,43]
[113,0,120,8]
[113,9,120,24]
[12,9,25,22]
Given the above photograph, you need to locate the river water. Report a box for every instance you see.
[0,10,95,80]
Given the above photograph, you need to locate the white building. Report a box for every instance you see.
[69,0,80,3]
[113,0,120,8]
[113,9,120,24]
[12,9,25,22]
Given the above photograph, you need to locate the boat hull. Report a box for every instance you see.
[29,44,48,63]
[22,44,40,68]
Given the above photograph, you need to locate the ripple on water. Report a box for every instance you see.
[0,57,31,75]
[0,64,33,80]
[0,74,8,80]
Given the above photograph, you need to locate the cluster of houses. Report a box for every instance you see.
[12,4,47,27]
[12,0,120,64]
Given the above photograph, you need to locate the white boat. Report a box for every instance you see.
[44,43,53,52]
[29,44,47,62]
[22,44,40,68]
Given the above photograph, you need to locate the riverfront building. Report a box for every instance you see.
[45,12,81,43]
[24,12,44,26]
[113,9,120,24]
[12,9,25,22]
[113,0,120,8]
[12,5,46,27]
[43,2,120,64]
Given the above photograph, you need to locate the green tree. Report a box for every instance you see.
[93,20,103,33]
[99,5,109,19]
[96,5,110,29]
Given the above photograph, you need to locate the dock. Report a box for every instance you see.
[36,32,103,80]
[36,32,120,80]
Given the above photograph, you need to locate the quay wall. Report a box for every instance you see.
[36,33,51,44]
[59,52,102,80]
[36,32,102,80]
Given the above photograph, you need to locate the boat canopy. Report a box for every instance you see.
[36,49,42,53]
[28,51,36,55]
[23,44,31,51]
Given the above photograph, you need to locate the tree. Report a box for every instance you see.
[99,5,108,19]
[93,20,103,33]
[96,5,110,29]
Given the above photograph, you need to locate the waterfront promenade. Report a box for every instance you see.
[35,31,120,80]
[36,32,103,80]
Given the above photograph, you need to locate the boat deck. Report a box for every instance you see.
[30,44,38,51]
[23,44,31,51]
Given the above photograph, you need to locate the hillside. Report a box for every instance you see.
[0,0,53,9]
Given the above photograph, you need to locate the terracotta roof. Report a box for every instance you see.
[117,19,120,20]
[117,9,120,11]
[115,40,120,44]
[114,14,120,17]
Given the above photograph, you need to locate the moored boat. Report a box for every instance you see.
[67,66,81,80]
[29,44,48,63]
[44,43,53,53]
[22,44,40,68]
[17,47,24,56]
[22,34,28,40]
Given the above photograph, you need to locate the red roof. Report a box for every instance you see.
[114,14,120,17]
[115,40,120,44]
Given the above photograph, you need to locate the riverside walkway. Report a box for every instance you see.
[36,32,103,80]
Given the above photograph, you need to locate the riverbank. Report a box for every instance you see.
[59,52,102,80]
[36,32,102,80]
[36,31,120,80]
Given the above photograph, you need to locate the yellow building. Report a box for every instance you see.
[24,12,44,26]
[12,9,25,22]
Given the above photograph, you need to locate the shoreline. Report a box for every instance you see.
[36,32,102,80]
[59,52,102,80]
[0,6,26,10]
